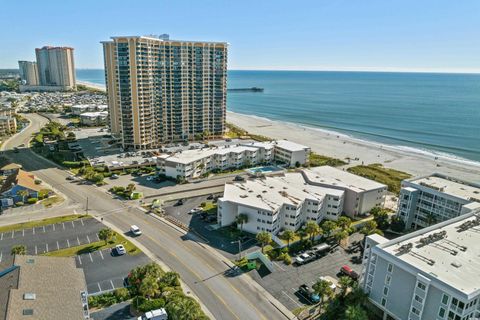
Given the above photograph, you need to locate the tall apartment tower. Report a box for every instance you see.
[35,46,76,89]
[18,61,39,86]
[102,35,228,149]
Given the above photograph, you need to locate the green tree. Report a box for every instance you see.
[372,208,390,230]
[313,279,334,305]
[235,214,248,233]
[344,304,368,320]
[11,244,27,255]
[360,220,384,239]
[321,220,337,238]
[425,212,437,226]
[282,230,296,248]
[139,276,160,299]
[160,271,180,288]
[390,216,405,232]
[202,130,211,141]
[338,276,353,298]
[334,230,349,245]
[16,189,29,203]
[304,221,321,242]
[98,228,114,244]
[166,297,205,320]
[126,183,136,193]
[256,231,272,253]
[337,216,352,232]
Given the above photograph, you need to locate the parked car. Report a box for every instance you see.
[189,207,202,215]
[298,284,320,304]
[312,243,331,258]
[113,244,126,256]
[319,276,337,291]
[111,174,119,179]
[137,308,168,320]
[234,175,245,182]
[175,199,184,206]
[206,194,214,200]
[295,253,314,265]
[130,225,142,236]
[146,176,154,181]
[66,175,75,181]
[340,265,359,280]
[205,215,217,223]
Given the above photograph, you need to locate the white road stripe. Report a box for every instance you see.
[89,253,93,262]
[77,255,82,265]
[57,241,60,250]
[11,231,14,239]
[52,224,55,231]
[1,233,3,240]
[77,237,80,245]
[81,219,84,226]
[86,235,91,244]
[32,227,35,235]
[62,222,65,230]
[99,250,104,260]
[45,243,48,252]
[71,221,75,228]
[97,283,101,292]
[0,252,2,262]
[42,225,45,233]
[22,229,24,237]
[67,239,70,247]
[35,246,37,255]
[110,280,114,289]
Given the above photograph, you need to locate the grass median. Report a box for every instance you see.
[0,214,89,233]
[43,233,140,257]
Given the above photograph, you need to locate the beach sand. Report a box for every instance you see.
[227,112,480,182]
[77,80,480,182]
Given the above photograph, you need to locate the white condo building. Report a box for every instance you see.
[156,140,309,180]
[397,174,480,230]
[217,166,387,235]
[361,209,480,320]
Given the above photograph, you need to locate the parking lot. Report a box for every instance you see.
[0,216,151,296]
[249,233,364,311]
[0,217,103,259]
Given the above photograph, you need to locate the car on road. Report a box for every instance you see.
[66,175,75,181]
[205,215,217,223]
[175,199,184,206]
[312,243,331,258]
[113,244,126,256]
[224,266,241,277]
[130,225,142,236]
[234,175,245,182]
[298,284,320,304]
[294,252,314,265]
[206,194,214,200]
[340,265,359,280]
[111,174,119,179]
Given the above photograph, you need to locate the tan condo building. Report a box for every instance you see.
[102,34,228,149]
[18,61,39,86]
[35,46,76,90]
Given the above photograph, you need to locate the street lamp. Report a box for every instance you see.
[231,239,242,260]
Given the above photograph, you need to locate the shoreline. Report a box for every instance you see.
[75,79,480,181]
[226,111,480,181]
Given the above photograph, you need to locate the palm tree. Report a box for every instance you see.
[334,230,349,245]
[304,221,321,242]
[126,183,136,193]
[166,296,204,320]
[425,212,437,226]
[235,214,248,233]
[16,189,29,203]
[337,216,352,232]
[360,220,384,240]
[344,304,368,320]
[203,130,211,141]
[98,227,114,244]
[282,230,296,248]
[160,271,180,288]
[11,244,27,255]
[338,276,353,298]
[139,275,160,299]
[313,279,334,306]
[256,231,271,253]
[321,220,337,238]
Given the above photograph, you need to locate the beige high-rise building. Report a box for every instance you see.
[35,46,76,89]
[102,35,228,149]
[18,61,39,86]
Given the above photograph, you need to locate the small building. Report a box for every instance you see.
[0,162,22,177]
[79,111,108,126]
[72,104,107,115]
[0,255,89,320]
[396,173,480,230]
[0,169,43,206]
[0,116,17,136]
[361,209,480,320]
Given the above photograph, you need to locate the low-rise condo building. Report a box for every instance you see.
[72,104,107,115]
[218,166,386,235]
[79,111,108,126]
[217,172,344,234]
[302,166,387,217]
[361,209,480,320]
[397,174,480,230]
[156,140,309,180]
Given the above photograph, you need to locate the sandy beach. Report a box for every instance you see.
[76,80,480,182]
[227,111,480,182]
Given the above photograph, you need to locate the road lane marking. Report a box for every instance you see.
[1,233,3,240]
[77,237,80,246]
[22,229,24,237]
[97,283,101,292]
[32,228,35,235]
[67,239,70,247]
[52,224,55,231]
[99,250,104,260]
[86,235,91,243]
[110,280,114,289]
[42,226,45,233]
[57,241,60,250]
[35,246,37,255]
[89,253,93,262]
[96,234,99,241]
[77,255,82,265]
[0,252,2,262]
[11,231,14,239]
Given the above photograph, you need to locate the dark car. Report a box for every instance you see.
[205,215,217,223]
[206,194,214,200]
[340,265,359,280]
[234,175,245,182]
[175,199,184,206]
[298,284,320,304]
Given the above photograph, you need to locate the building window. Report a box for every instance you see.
[417,282,426,291]
[411,307,420,316]
[438,307,446,318]
[383,287,388,296]
[385,275,391,285]
[414,295,423,304]
[387,263,393,273]
[381,298,386,307]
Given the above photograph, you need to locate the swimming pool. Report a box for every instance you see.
[246,165,283,174]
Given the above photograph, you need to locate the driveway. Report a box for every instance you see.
[91,302,135,320]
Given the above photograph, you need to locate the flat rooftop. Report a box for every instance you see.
[3,255,87,320]
[222,172,344,212]
[272,140,310,152]
[409,174,480,202]
[378,210,480,296]
[302,166,387,193]
[166,145,259,165]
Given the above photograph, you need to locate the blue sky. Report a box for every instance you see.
[1,0,479,72]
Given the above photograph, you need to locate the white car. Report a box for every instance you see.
[295,253,311,265]
[114,244,126,255]
[130,225,142,236]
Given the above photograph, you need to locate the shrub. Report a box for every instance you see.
[38,189,51,199]
[136,297,166,312]
[283,254,292,265]
[27,198,38,204]
[113,288,130,301]
[34,179,42,185]
[15,202,24,206]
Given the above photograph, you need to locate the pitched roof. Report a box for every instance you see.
[0,170,43,194]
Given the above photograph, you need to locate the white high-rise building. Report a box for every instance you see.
[35,46,76,89]
[18,61,39,86]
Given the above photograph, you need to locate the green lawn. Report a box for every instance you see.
[43,233,140,257]
[308,152,347,167]
[0,214,89,233]
[347,163,411,194]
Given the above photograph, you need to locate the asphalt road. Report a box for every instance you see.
[1,113,291,320]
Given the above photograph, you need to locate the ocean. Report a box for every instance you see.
[76,69,480,163]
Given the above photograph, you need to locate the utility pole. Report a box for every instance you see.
[85,197,89,215]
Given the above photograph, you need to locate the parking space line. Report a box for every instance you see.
[1,233,3,240]
[45,243,49,252]
[52,224,55,231]
[35,246,37,255]
[77,237,80,246]
[110,280,114,289]
[0,252,2,262]
[43,225,46,233]
[282,291,301,307]
[99,250,104,260]
[11,231,14,239]
[57,241,60,250]
[67,239,70,247]
[96,234,100,241]
[97,283,101,292]
[22,229,24,237]
[32,227,35,235]
[71,221,75,228]
[62,222,65,230]
[273,261,286,272]
[77,255,82,265]
[81,219,85,226]
[89,253,93,262]
[86,235,91,244]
